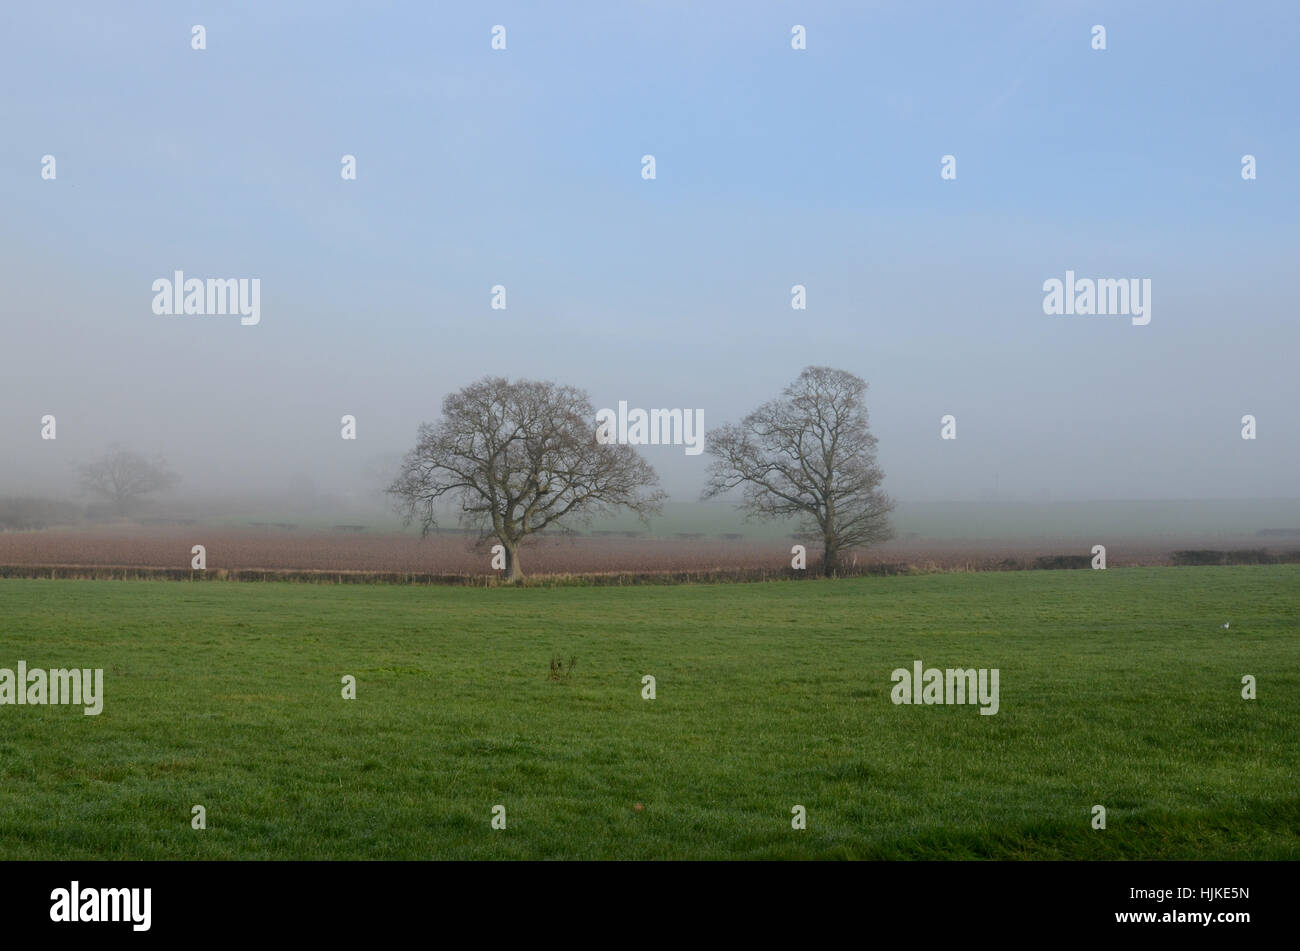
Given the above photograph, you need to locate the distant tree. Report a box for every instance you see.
[76,445,180,516]
[361,452,404,504]
[283,472,321,509]
[703,366,894,576]
[0,496,81,531]
[388,376,665,580]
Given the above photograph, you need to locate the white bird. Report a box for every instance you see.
[1221,622,1230,629]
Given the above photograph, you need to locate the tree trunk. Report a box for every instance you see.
[822,540,838,577]
[504,542,523,581]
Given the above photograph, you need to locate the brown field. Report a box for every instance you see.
[0,526,1292,578]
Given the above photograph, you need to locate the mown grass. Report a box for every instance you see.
[0,566,1296,859]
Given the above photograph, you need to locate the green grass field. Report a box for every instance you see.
[1,567,1296,860]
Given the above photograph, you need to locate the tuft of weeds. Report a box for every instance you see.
[547,655,576,682]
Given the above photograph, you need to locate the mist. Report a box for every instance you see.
[3,1,1297,517]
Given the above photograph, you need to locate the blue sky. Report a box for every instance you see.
[2,1,1297,502]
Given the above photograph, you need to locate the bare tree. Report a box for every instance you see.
[77,444,180,516]
[703,366,894,576]
[388,376,665,580]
